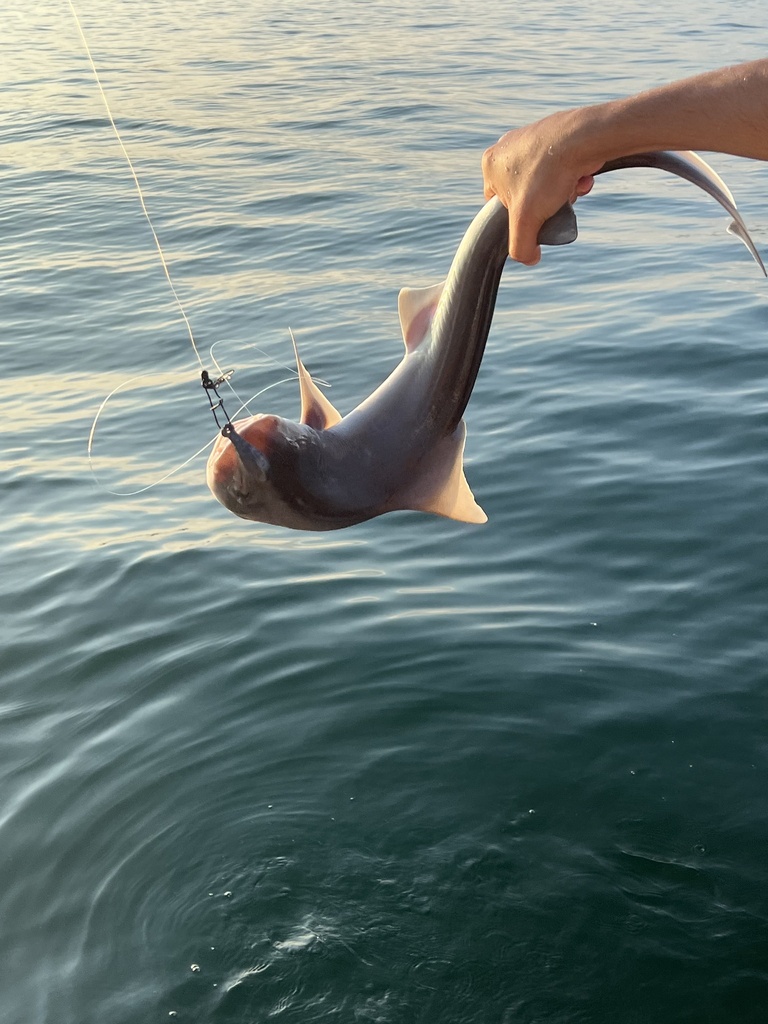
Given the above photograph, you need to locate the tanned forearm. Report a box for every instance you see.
[577,62,768,163]
[482,60,768,265]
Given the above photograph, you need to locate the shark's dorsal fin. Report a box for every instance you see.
[388,421,487,524]
[290,330,342,431]
[397,282,445,352]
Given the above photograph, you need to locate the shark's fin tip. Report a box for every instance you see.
[726,219,767,275]
[389,421,486,524]
[398,282,445,352]
[291,331,342,430]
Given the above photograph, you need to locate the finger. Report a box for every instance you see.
[569,176,596,204]
[507,209,541,266]
[481,145,497,200]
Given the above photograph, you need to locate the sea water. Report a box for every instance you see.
[2,2,768,1021]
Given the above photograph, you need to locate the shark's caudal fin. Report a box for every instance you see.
[290,330,342,430]
[664,151,764,270]
[398,282,445,351]
[388,420,487,524]
[597,150,766,275]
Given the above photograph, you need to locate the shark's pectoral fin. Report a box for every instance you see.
[398,282,445,352]
[290,331,342,430]
[389,421,487,524]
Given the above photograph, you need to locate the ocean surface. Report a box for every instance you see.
[3,2,768,1022]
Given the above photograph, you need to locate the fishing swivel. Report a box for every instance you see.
[201,369,236,434]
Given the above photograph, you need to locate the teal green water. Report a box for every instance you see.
[3,2,768,1022]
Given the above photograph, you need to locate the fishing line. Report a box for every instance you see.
[67,0,206,372]
[69,2,335,493]
[88,375,300,496]
[87,330,331,495]
[68,0,267,430]
[208,337,330,388]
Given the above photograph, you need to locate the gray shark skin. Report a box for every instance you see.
[207,151,764,531]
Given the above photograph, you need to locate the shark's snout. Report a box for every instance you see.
[206,414,278,510]
[206,413,324,529]
[222,422,270,481]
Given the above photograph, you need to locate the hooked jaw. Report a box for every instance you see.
[221,422,269,482]
[205,417,273,517]
[207,416,322,529]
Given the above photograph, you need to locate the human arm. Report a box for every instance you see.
[482,60,768,266]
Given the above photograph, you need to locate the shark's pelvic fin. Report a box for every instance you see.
[291,331,342,430]
[397,282,445,352]
[390,420,487,524]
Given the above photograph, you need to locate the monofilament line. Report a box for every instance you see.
[88,375,297,495]
[67,0,205,371]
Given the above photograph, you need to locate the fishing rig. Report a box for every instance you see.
[69,0,306,490]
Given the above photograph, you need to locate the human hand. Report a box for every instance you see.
[482,112,600,266]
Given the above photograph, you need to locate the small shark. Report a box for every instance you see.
[207,150,764,531]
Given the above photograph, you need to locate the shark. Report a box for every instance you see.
[206,150,764,531]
